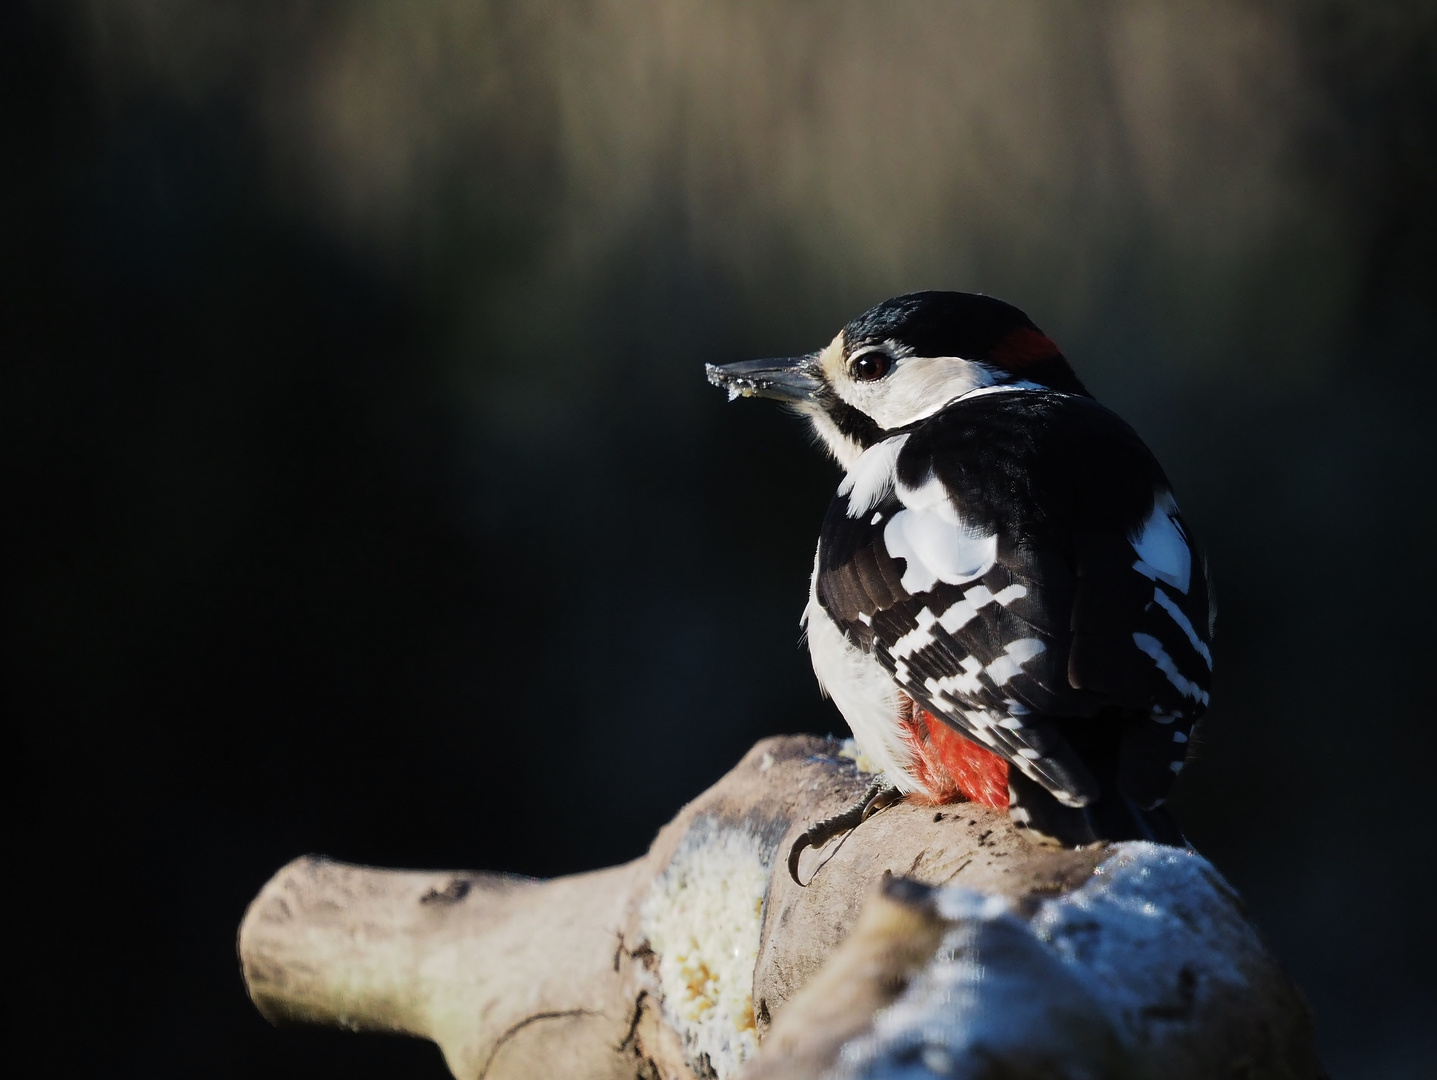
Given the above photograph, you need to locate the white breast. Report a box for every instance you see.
[802,548,919,790]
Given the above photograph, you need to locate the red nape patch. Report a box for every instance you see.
[989,327,1061,369]
[899,707,1010,809]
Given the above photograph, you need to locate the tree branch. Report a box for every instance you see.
[239,735,1321,1079]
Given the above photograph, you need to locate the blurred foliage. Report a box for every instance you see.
[6,2,1436,1077]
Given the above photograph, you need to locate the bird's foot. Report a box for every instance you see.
[788,776,905,886]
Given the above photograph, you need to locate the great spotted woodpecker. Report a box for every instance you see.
[707,292,1212,876]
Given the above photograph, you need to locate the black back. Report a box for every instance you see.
[817,389,1212,814]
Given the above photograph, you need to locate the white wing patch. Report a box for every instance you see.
[1150,587,1212,670]
[984,638,1046,686]
[890,606,938,660]
[1130,490,1191,594]
[924,656,985,700]
[883,470,997,593]
[1133,633,1210,706]
[918,638,1044,701]
[937,582,1027,633]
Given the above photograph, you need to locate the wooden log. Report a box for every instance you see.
[238,735,1321,1079]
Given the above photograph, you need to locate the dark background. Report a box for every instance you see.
[6,2,1435,1076]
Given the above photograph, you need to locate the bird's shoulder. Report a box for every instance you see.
[901,390,1167,530]
[822,389,1171,566]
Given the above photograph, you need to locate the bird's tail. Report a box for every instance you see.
[1008,769,1186,847]
[1006,713,1189,847]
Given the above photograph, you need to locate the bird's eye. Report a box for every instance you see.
[851,351,893,382]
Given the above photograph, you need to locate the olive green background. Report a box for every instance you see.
[7,3,1435,1076]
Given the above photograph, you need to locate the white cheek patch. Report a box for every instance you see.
[835,355,997,431]
[882,470,997,593]
[1130,490,1191,595]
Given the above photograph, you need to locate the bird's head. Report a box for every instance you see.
[706,291,1088,467]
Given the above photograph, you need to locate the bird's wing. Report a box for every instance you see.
[816,394,1212,808]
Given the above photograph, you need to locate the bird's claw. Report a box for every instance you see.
[788,777,904,886]
[860,783,904,821]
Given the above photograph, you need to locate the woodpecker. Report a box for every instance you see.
[707,292,1212,875]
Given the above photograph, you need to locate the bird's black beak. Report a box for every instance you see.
[705,355,822,404]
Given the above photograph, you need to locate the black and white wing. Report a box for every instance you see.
[815,391,1212,810]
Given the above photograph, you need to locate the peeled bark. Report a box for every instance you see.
[239,735,1321,1080]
